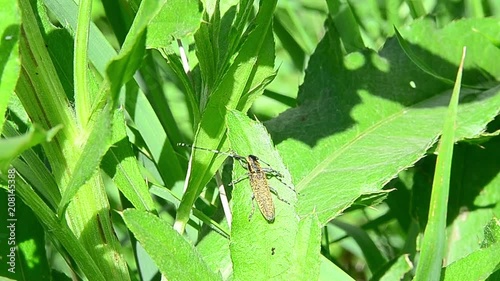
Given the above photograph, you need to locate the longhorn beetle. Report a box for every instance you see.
[178,143,295,222]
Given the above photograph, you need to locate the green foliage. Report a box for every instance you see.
[1,0,499,280]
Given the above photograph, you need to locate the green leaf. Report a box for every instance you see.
[395,19,500,87]
[73,0,93,124]
[101,108,156,212]
[227,110,321,280]
[175,0,278,233]
[196,229,232,280]
[106,0,161,102]
[1,121,61,209]
[122,209,221,281]
[319,255,355,281]
[58,105,112,216]
[124,89,184,188]
[265,18,500,226]
[0,191,51,281]
[481,218,500,248]
[442,237,500,280]
[414,46,465,281]
[0,1,20,134]
[437,140,500,265]
[59,0,162,216]
[290,214,323,280]
[146,0,202,48]
[43,0,117,74]
[5,177,105,281]
[17,0,78,157]
[0,124,62,172]
[326,0,365,52]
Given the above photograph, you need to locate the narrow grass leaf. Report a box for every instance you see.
[8,177,105,281]
[2,120,60,208]
[17,0,78,147]
[0,192,51,281]
[333,220,387,273]
[106,0,161,102]
[44,0,184,192]
[122,209,221,281]
[414,47,466,281]
[275,2,316,54]
[326,0,365,52]
[0,124,62,172]
[124,90,184,188]
[101,109,156,212]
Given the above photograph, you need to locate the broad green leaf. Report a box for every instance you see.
[175,0,278,233]
[0,1,20,134]
[146,0,202,48]
[396,18,500,85]
[226,110,302,280]
[0,124,62,172]
[442,235,500,280]
[265,18,500,226]
[196,229,232,280]
[289,214,322,280]
[319,255,354,281]
[122,209,221,281]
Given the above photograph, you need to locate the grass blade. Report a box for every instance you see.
[414,47,466,281]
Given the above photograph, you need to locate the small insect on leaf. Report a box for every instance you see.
[178,143,296,222]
